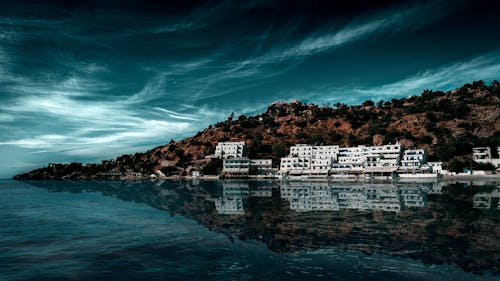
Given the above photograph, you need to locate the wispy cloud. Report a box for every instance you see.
[178,0,455,102]
[153,107,200,121]
[346,51,500,100]
[264,0,452,61]
[298,51,500,105]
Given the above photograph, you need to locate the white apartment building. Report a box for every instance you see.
[281,145,344,175]
[361,143,402,167]
[280,143,402,176]
[289,144,313,157]
[472,147,500,168]
[313,145,340,159]
[311,158,333,174]
[287,145,339,172]
[250,159,274,174]
[401,149,428,167]
[215,141,246,158]
[280,156,311,174]
[223,158,250,176]
[330,163,364,174]
[337,144,401,167]
[223,158,275,177]
[337,147,366,166]
[289,144,339,157]
[473,147,492,160]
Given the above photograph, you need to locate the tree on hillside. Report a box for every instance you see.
[362,100,374,107]
[201,159,223,175]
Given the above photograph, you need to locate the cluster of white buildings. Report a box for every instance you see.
[211,181,441,215]
[279,143,442,179]
[473,147,500,168]
[212,142,500,179]
[213,141,275,178]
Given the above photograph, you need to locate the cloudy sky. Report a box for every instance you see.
[1,0,500,178]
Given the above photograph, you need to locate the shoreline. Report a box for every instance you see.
[11,174,500,184]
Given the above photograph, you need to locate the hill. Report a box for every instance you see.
[14,80,500,180]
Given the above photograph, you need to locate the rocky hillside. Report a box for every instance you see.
[14,80,500,179]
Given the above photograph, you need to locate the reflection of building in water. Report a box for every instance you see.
[214,198,245,215]
[336,186,367,210]
[250,186,273,197]
[213,183,249,215]
[400,186,428,207]
[428,182,443,194]
[280,183,339,212]
[366,186,402,212]
[213,182,273,214]
[473,189,500,209]
[280,183,430,213]
[214,182,434,214]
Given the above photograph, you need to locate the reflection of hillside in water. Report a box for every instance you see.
[25,180,500,274]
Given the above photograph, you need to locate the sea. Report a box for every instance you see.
[0,179,499,281]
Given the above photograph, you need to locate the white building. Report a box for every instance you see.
[337,144,402,167]
[280,143,402,176]
[223,158,250,177]
[223,158,275,177]
[289,144,313,157]
[427,162,443,174]
[280,156,311,174]
[337,147,366,166]
[281,145,340,176]
[361,143,402,167]
[215,141,246,159]
[472,147,500,168]
[473,147,492,160]
[250,159,274,174]
[401,149,428,167]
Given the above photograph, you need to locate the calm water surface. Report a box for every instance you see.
[0,180,499,281]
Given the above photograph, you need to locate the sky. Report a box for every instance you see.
[1,0,500,178]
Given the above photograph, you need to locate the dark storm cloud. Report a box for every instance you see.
[1,0,500,177]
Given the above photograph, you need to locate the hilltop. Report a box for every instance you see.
[14,80,500,180]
